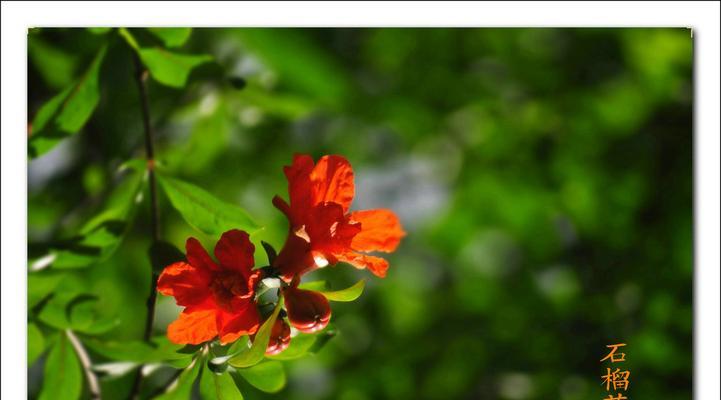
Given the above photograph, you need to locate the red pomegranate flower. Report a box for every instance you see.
[272,154,406,280]
[157,229,262,345]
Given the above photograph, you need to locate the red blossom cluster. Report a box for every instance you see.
[157,155,405,354]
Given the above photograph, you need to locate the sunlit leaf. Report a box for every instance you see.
[158,174,261,237]
[199,364,244,400]
[153,356,203,400]
[228,301,281,368]
[29,44,107,158]
[147,28,193,48]
[138,47,212,88]
[120,28,211,88]
[87,27,112,35]
[298,280,329,291]
[319,279,366,302]
[38,333,82,400]
[28,322,46,365]
[266,333,316,361]
[235,361,286,393]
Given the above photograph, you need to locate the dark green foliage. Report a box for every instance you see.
[28,28,692,400]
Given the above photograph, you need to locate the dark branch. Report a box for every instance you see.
[129,51,162,400]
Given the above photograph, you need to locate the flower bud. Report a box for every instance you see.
[265,318,291,356]
[283,287,331,333]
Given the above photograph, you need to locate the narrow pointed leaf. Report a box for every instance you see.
[235,361,286,393]
[153,356,203,400]
[29,45,107,158]
[147,28,193,48]
[158,174,261,236]
[28,322,46,365]
[228,301,281,368]
[38,333,82,400]
[199,364,244,400]
[319,279,366,302]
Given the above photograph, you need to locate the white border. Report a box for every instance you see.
[2,2,719,399]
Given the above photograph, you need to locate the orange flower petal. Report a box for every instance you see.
[284,154,315,214]
[214,229,255,277]
[309,155,355,212]
[186,237,218,271]
[350,209,406,252]
[167,308,218,345]
[337,252,390,278]
[306,203,360,252]
[157,262,211,307]
[216,302,261,344]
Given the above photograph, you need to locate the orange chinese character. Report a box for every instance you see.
[601,368,630,391]
[603,394,628,400]
[600,343,627,363]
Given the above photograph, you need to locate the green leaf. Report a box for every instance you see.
[83,336,189,363]
[318,279,366,302]
[87,27,112,35]
[28,272,64,308]
[28,37,78,89]
[309,326,337,354]
[29,44,107,158]
[267,333,316,361]
[28,322,46,365]
[153,356,203,400]
[226,336,250,358]
[37,292,119,335]
[200,364,244,400]
[120,28,211,87]
[298,280,329,291]
[147,28,193,48]
[157,174,261,237]
[30,160,145,270]
[235,361,286,393]
[38,333,82,400]
[228,301,281,368]
[138,47,212,87]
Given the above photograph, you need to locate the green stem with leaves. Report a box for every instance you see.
[129,51,162,400]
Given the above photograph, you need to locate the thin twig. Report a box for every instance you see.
[66,330,102,400]
[128,50,162,400]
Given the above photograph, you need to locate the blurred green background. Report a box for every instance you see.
[28,28,692,399]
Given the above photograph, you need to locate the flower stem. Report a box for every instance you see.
[66,330,102,400]
[128,50,161,400]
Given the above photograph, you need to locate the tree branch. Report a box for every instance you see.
[66,330,101,400]
[129,51,162,400]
